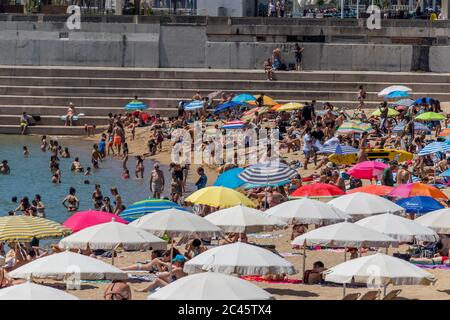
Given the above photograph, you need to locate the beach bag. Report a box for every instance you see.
[104,281,131,300]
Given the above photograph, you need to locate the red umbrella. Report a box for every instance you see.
[290,183,345,198]
[347,185,394,196]
[63,210,128,233]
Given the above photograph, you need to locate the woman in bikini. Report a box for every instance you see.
[135,156,145,179]
[92,185,104,210]
[111,187,123,215]
[62,187,79,212]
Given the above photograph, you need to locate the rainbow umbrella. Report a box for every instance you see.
[395,196,445,215]
[64,210,128,232]
[120,199,185,222]
[389,183,448,200]
[275,102,304,112]
[347,161,388,180]
[290,183,345,198]
[336,120,373,134]
[347,185,394,196]
[415,112,445,121]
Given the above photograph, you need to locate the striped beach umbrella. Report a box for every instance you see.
[336,120,372,134]
[241,106,269,121]
[393,122,431,133]
[415,112,445,121]
[317,144,358,155]
[120,198,186,222]
[184,100,204,110]
[377,85,412,97]
[222,120,246,130]
[239,162,298,186]
[0,216,71,242]
[418,142,450,156]
[124,100,148,111]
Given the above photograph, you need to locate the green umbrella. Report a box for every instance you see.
[415,112,445,121]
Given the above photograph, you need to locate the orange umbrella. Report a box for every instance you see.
[347,185,394,196]
[439,128,450,137]
[389,182,448,200]
[271,104,283,111]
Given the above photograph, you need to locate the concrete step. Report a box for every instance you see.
[0,124,107,135]
[0,115,108,126]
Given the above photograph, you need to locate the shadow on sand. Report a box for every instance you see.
[265,288,319,298]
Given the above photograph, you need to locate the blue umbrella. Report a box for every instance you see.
[124,100,148,111]
[213,168,245,189]
[120,198,186,222]
[232,93,256,103]
[317,144,358,155]
[418,142,450,156]
[392,98,415,107]
[392,122,431,133]
[213,101,242,114]
[384,91,410,99]
[395,196,444,215]
[415,97,432,104]
[439,168,450,177]
[184,100,204,110]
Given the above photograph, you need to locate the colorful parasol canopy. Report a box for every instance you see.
[239,162,298,186]
[185,186,256,208]
[184,100,204,110]
[389,183,448,200]
[395,196,445,215]
[377,85,412,97]
[232,93,257,103]
[371,108,399,117]
[0,216,71,242]
[336,120,373,135]
[120,199,186,222]
[418,141,450,156]
[248,95,278,106]
[290,183,345,198]
[213,168,246,189]
[347,161,388,180]
[64,210,128,232]
[124,100,148,111]
[275,102,304,112]
[347,185,394,196]
[415,112,445,121]
[241,106,270,121]
[222,120,246,130]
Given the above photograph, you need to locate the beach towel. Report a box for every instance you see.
[241,275,302,284]
[248,233,283,239]
[415,264,450,270]
[127,274,158,282]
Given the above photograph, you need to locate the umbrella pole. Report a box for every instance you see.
[302,239,306,281]
[169,237,174,279]
[344,248,347,261]
[383,284,387,298]
[343,283,346,297]
[111,249,115,265]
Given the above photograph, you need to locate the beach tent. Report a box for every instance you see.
[323,253,436,297]
[355,213,438,242]
[377,85,412,97]
[0,216,71,242]
[415,208,450,234]
[148,272,274,300]
[395,196,444,216]
[185,186,256,208]
[120,199,185,222]
[184,242,296,276]
[239,162,298,186]
[64,210,128,232]
[264,198,349,225]
[0,282,79,300]
[10,251,127,281]
[328,192,405,219]
[204,205,284,233]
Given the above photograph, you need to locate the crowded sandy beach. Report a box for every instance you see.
[0,85,450,301]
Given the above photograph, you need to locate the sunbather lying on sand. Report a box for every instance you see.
[121,249,180,272]
[410,253,450,265]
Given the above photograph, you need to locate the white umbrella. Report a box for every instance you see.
[9,251,128,281]
[0,282,79,300]
[415,208,450,234]
[377,85,412,97]
[184,242,296,276]
[328,192,405,220]
[265,198,350,224]
[204,205,285,233]
[355,213,439,242]
[148,272,274,300]
[323,253,436,296]
[129,208,223,238]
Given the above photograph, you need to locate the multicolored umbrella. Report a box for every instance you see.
[275,102,304,112]
[184,100,204,110]
[395,196,445,215]
[347,161,388,180]
[222,120,246,129]
[0,216,71,242]
[371,108,399,117]
[347,185,394,196]
[389,182,448,200]
[213,168,245,189]
[124,100,148,111]
[120,199,185,222]
[64,210,128,232]
[336,120,373,135]
[232,93,257,103]
[384,91,410,99]
[290,183,345,198]
[317,144,358,155]
[185,186,256,208]
[418,141,450,156]
[415,112,445,121]
[239,162,298,186]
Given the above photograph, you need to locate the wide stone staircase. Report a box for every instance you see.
[1,66,450,135]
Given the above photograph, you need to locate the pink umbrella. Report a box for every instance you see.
[347,161,388,180]
[63,210,128,233]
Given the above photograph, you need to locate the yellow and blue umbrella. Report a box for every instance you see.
[0,216,71,242]
[120,198,186,222]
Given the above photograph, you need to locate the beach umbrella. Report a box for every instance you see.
[290,183,345,198]
[124,100,147,111]
[395,196,445,216]
[64,210,128,232]
[317,144,358,155]
[184,100,204,110]
[415,97,432,104]
[222,120,246,129]
[275,102,304,112]
[243,180,291,189]
[240,106,269,121]
[440,168,450,177]
[389,183,448,200]
[347,185,393,196]
[204,205,284,233]
[347,161,388,180]
[392,98,415,107]
[185,186,256,208]
[323,253,436,296]
[270,104,283,111]
[0,216,71,242]
[355,213,439,242]
[9,251,127,281]
[148,272,274,300]
[392,121,431,133]
[371,108,399,117]
[183,242,296,276]
[415,208,450,234]
[120,199,185,222]
[232,93,257,103]
[439,128,450,137]
[264,198,349,224]
[0,282,79,300]
[214,101,242,114]
[377,85,412,97]
[239,162,298,186]
[418,141,450,156]
[336,120,373,134]
[248,95,278,106]
[383,91,410,99]
[58,220,167,251]
[328,192,405,219]
[415,112,445,121]
[213,168,245,189]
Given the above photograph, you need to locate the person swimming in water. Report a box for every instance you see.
[0,160,10,174]
[62,187,79,212]
[23,146,29,158]
[71,157,84,172]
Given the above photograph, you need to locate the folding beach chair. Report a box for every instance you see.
[342,293,361,300]
[359,290,381,300]
[382,289,402,300]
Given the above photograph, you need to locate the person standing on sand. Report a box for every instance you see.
[150,163,165,199]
